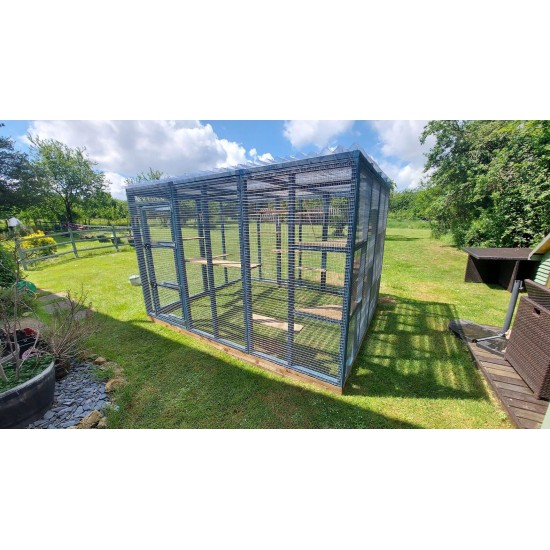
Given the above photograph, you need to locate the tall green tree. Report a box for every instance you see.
[0,124,36,218]
[29,136,107,223]
[124,167,165,186]
[420,120,550,247]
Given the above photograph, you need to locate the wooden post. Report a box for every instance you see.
[68,227,79,258]
[111,225,119,251]
[15,238,28,270]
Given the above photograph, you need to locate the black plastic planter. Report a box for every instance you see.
[0,360,55,429]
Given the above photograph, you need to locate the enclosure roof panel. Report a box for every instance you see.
[125,145,390,197]
[529,233,550,258]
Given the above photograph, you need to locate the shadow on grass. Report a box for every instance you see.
[347,295,491,400]
[384,235,421,242]
[86,309,418,428]
[79,294,492,428]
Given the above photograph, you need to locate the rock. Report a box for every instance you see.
[97,417,108,429]
[76,410,103,429]
[75,406,84,416]
[105,377,126,393]
[94,356,107,365]
[44,411,54,420]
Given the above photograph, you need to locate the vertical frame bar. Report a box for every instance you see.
[111,225,119,252]
[255,203,263,280]
[195,198,209,292]
[219,201,229,284]
[320,193,330,290]
[298,198,303,281]
[200,186,219,338]
[140,207,161,313]
[238,171,254,353]
[275,197,282,285]
[127,194,153,314]
[339,151,361,387]
[287,174,296,367]
[171,184,192,328]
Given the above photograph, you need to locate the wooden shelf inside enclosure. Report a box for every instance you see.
[252,313,303,333]
[296,305,343,321]
[186,258,261,270]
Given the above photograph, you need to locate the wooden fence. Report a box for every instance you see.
[15,225,133,269]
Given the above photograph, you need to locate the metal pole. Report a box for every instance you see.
[219,201,229,284]
[195,198,209,293]
[298,198,303,282]
[238,172,253,353]
[287,175,296,367]
[256,203,262,280]
[171,185,192,328]
[200,186,218,338]
[321,193,330,291]
[275,198,282,286]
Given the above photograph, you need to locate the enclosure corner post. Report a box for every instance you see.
[238,171,254,353]
[287,175,296,367]
[171,184,192,328]
[201,184,219,338]
[339,151,361,388]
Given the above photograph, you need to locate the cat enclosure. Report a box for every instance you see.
[126,148,390,392]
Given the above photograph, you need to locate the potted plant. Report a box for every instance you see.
[0,248,55,428]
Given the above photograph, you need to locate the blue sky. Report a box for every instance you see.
[0,120,433,199]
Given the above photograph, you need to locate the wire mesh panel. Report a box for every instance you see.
[127,148,390,390]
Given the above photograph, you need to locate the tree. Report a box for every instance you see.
[0,123,36,218]
[29,136,107,223]
[420,120,550,247]
[124,167,165,186]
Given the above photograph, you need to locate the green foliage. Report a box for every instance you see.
[0,243,17,287]
[28,136,107,223]
[125,167,165,186]
[389,188,431,220]
[0,124,35,217]
[421,120,550,247]
[19,231,57,258]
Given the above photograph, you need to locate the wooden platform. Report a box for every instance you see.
[297,240,347,248]
[186,258,261,269]
[252,313,303,333]
[467,341,549,428]
[296,305,342,321]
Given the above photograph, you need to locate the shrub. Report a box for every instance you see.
[19,231,57,259]
[0,244,17,288]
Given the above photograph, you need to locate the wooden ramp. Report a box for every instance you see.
[252,313,303,333]
[186,258,260,270]
[467,341,549,428]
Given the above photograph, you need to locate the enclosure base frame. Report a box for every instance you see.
[149,316,343,395]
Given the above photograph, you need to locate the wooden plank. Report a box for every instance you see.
[474,351,510,366]
[509,406,546,423]
[480,361,516,373]
[252,313,304,333]
[297,266,327,273]
[298,240,347,248]
[502,397,549,415]
[499,387,549,405]
[517,418,542,429]
[296,305,342,321]
[484,366,523,379]
[186,258,260,269]
[148,316,342,394]
[488,373,529,387]
[181,236,204,241]
[494,381,533,394]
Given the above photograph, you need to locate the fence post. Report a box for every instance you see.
[15,238,28,270]
[111,225,119,251]
[68,227,79,258]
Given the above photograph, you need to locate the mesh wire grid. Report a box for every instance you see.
[127,150,390,387]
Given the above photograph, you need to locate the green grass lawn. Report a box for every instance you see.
[26,222,513,428]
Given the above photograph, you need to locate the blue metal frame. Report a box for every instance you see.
[200,186,219,338]
[170,184,192,328]
[238,171,254,353]
[127,148,390,390]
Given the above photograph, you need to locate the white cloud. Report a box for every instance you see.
[283,120,354,148]
[248,148,274,163]
[104,171,129,200]
[370,120,433,189]
[25,120,249,196]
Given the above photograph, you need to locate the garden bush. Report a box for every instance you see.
[0,244,17,288]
